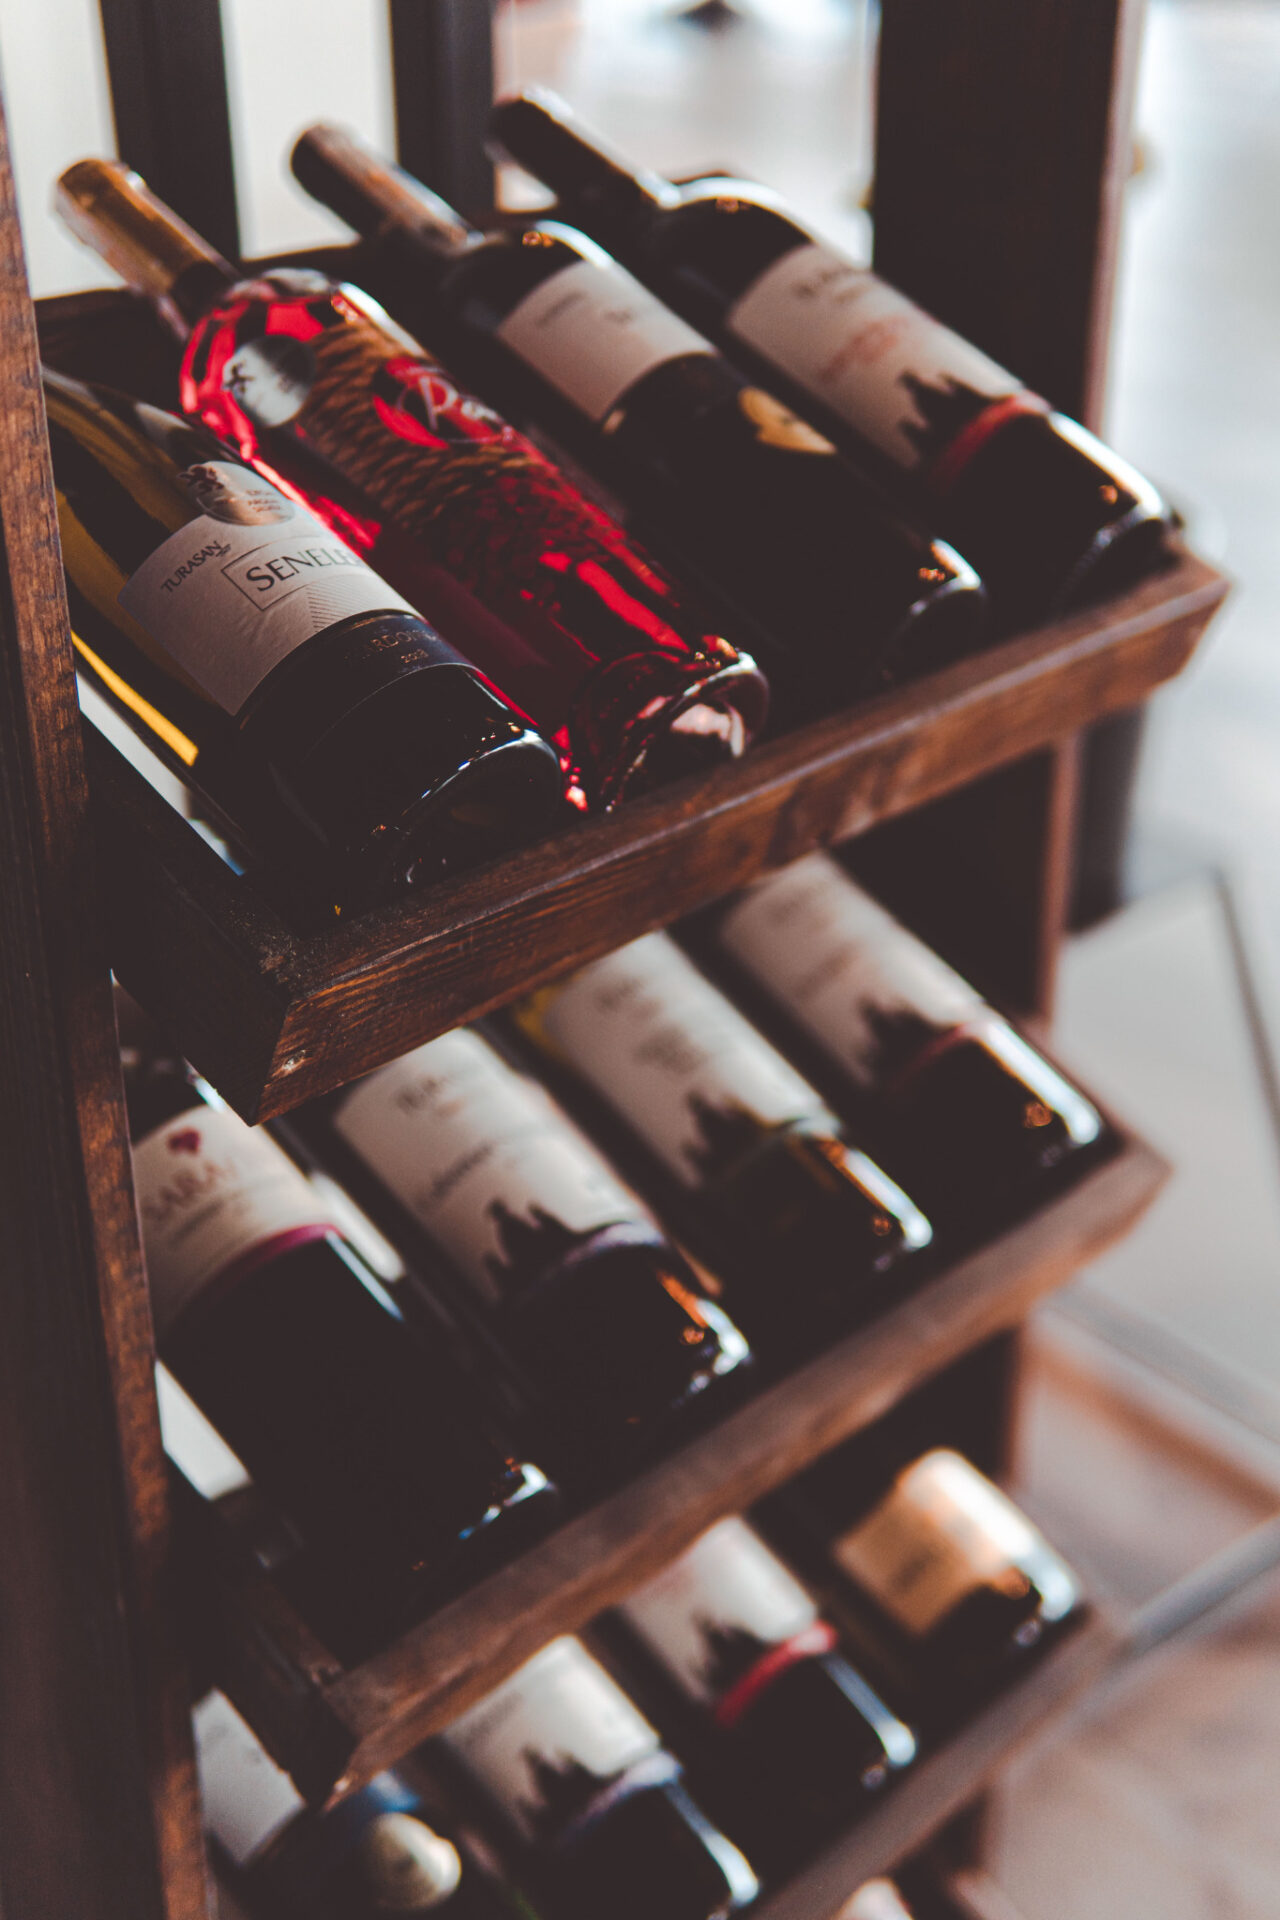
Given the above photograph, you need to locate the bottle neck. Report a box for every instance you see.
[56,158,239,341]
[291,124,478,272]
[490,92,673,242]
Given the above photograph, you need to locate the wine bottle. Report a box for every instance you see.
[195,1691,533,1918]
[780,1444,1083,1715]
[611,1517,915,1872]
[56,159,767,810]
[699,851,1106,1236]
[124,1043,556,1657]
[509,931,932,1340]
[291,1027,751,1477]
[290,124,987,704]
[489,90,1175,630]
[439,1637,758,1920]
[45,367,563,889]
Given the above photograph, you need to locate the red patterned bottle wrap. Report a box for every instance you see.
[180,273,757,802]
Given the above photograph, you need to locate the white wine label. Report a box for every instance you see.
[619,1518,820,1706]
[717,854,983,1089]
[497,251,712,423]
[334,1030,650,1307]
[834,1450,1055,1638]
[837,1881,914,1920]
[118,459,418,715]
[442,1637,666,1843]
[521,933,835,1187]
[133,1103,336,1343]
[193,1691,305,1868]
[727,241,1021,471]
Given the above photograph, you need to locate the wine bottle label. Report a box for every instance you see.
[838,1881,914,1920]
[519,933,836,1188]
[726,241,1022,472]
[117,459,419,715]
[833,1451,1061,1637]
[497,253,713,423]
[442,1637,672,1844]
[193,1692,306,1868]
[618,1517,821,1707]
[717,854,983,1089]
[133,1105,336,1342]
[333,1029,650,1307]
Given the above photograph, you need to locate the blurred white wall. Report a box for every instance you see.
[0,0,397,295]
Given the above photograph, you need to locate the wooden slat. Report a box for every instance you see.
[88,550,1225,1121]
[197,1133,1163,1798]
[96,0,239,261]
[753,1614,1120,1920]
[389,0,496,217]
[0,93,210,1920]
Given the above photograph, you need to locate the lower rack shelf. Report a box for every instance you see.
[189,1130,1165,1804]
[755,1612,1121,1920]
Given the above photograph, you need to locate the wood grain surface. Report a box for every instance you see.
[0,96,210,1920]
[85,550,1225,1119]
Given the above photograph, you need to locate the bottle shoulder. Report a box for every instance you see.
[636,187,811,301]
[443,221,604,330]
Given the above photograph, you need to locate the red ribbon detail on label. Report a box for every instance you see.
[925,391,1051,498]
[712,1619,840,1731]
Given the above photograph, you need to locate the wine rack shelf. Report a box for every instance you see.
[83,549,1224,1123]
[0,4,1232,1913]
[753,1611,1120,1920]
[196,1131,1163,1802]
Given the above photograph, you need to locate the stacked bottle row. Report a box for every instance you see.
[49,96,1170,897]
[193,1467,1079,1920]
[129,851,1104,1662]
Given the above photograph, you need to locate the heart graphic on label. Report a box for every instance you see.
[168,1129,203,1155]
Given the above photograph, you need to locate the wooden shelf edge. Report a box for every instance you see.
[91,552,1227,1120]
[752,1612,1123,1920]
[203,1133,1165,1799]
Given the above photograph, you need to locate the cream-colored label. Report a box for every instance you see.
[833,1450,1063,1637]
[838,1881,914,1920]
[717,854,982,1088]
[525,932,835,1187]
[443,1638,663,1842]
[498,250,712,423]
[727,240,1020,470]
[133,1104,335,1341]
[118,460,417,714]
[334,1030,649,1305]
[619,1518,818,1705]
[193,1692,305,1868]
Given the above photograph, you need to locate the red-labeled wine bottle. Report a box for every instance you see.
[699,851,1106,1236]
[46,367,563,889]
[774,1444,1083,1718]
[510,931,932,1341]
[57,158,767,810]
[490,90,1175,630]
[610,1517,915,1874]
[124,1045,555,1657]
[439,1636,758,1920]
[289,1026,750,1481]
[195,1691,536,1920]
[290,124,987,703]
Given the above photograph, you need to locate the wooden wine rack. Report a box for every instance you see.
[0,4,1239,1918]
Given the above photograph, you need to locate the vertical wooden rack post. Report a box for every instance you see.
[0,1,1232,1915]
